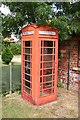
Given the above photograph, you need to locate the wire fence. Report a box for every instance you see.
[2,63,21,94]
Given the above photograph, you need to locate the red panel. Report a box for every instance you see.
[21,24,58,105]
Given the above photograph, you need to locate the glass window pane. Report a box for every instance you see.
[43,55,53,61]
[40,63,42,68]
[25,87,30,94]
[45,83,52,88]
[25,61,30,68]
[25,55,31,61]
[43,76,52,82]
[25,68,30,74]
[43,69,52,75]
[44,41,53,47]
[25,41,30,46]
[41,41,43,47]
[25,48,30,53]
[43,62,52,68]
[41,56,42,61]
[46,69,52,75]
[40,70,42,76]
[25,81,30,88]
[43,48,53,54]
[40,77,42,83]
[25,74,30,81]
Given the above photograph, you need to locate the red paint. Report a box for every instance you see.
[21,24,58,105]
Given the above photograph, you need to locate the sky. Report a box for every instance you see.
[0,1,78,16]
[0,3,58,16]
[0,4,10,15]
[0,2,74,16]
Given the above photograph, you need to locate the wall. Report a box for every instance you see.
[59,36,80,92]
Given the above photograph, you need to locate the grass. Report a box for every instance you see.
[0,55,79,118]
[2,92,58,118]
[2,88,78,118]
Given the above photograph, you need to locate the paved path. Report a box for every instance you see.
[0,55,1,60]
[0,55,21,63]
[11,55,21,63]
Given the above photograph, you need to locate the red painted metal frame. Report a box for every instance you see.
[21,24,58,105]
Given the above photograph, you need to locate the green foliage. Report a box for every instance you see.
[2,40,10,47]
[36,3,53,26]
[10,43,21,55]
[2,92,9,96]
[58,50,61,59]
[0,38,2,55]
[2,46,13,64]
[54,2,80,39]
[57,81,64,88]
[36,2,80,41]
[1,2,80,41]
[1,2,40,37]
[50,16,71,41]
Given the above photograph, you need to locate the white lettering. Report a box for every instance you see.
[23,31,34,35]
[39,31,56,35]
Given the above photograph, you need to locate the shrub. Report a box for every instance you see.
[10,43,21,55]
[2,46,13,64]
[57,81,64,88]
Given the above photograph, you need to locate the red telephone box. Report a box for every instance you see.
[21,24,58,105]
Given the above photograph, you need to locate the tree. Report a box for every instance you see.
[10,43,21,55]
[54,2,80,35]
[1,2,54,37]
[37,2,80,41]
[1,2,80,41]
[2,46,13,64]
[1,2,45,37]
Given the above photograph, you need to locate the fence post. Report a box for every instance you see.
[67,47,70,90]
[10,62,12,94]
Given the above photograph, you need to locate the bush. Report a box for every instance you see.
[2,46,13,64]
[57,81,64,88]
[10,43,21,55]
